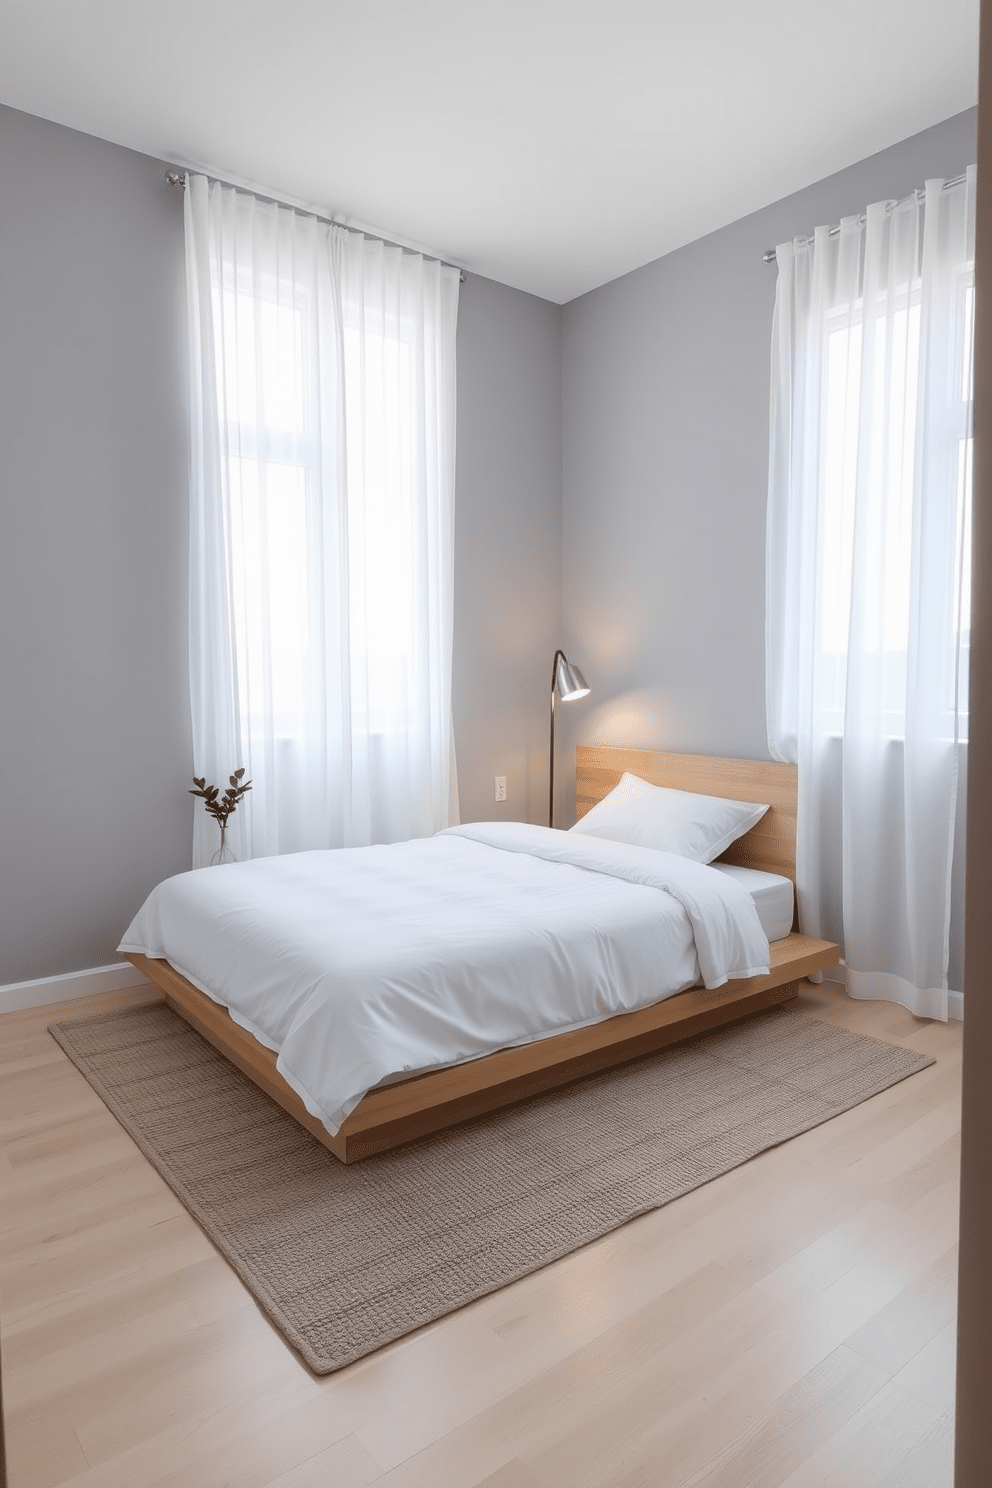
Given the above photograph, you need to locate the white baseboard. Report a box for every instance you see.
[0,962,150,1016]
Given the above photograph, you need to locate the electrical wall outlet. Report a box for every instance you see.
[494,775,507,802]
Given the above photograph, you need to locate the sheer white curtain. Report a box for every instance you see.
[767,169,975,1020]
[185,175,460,866]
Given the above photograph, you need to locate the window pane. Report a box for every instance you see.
[962,281,975,404]
[229,456,310,728]
[955,435,973,724]
[259,298,306,436]
[214,286,307,436]
[343,322,416,731]
[821,318,862,660]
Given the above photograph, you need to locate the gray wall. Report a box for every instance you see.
[0,105,565,984]
[559,107,977,986]
[453,274,562,827]
[0,105,192,985]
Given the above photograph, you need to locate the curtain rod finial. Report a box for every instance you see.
[166,171,187,189]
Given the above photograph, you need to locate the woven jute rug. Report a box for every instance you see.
[49,1001,932,1374]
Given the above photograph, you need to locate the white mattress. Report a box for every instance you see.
[120,823,770,1137]
[711,863,795,942]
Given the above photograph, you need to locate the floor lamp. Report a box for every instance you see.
[549,649,590,828]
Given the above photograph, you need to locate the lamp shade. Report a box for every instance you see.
[554,654,590,701]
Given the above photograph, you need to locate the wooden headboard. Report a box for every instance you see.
[575,745,798,882]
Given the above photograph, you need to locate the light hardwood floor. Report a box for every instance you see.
[0,981,960,1488]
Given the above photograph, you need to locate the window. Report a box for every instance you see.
[213,269,427,743]
[765,170,976,1016]
[215,281,314,738]
[186,175,459,859]
[818,262,974,733]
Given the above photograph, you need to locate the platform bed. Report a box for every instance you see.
[128,747,838,1162]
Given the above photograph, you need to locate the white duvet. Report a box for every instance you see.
[119,821,769,1136]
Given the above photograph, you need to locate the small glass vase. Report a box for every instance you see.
[210,825,236,867]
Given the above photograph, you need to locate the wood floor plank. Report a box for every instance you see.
[753,1203,942,1316]
[51,1307,302,1472]
[676,1345,893,1488]
[632,1149,873,1286]
[3,1415,89,1488]
[44,1369,325,1488]
[877,1133,960,1212]
[774,1378,941,1488]
[845,1244,958,1376]
[890,1317,958,1414]
[0,1210,200,1315]
[11,1297,206,1415]
[874,1410,955,1488]
[357,1261,752,1474]
[514,1248,946,1488]
[148,1404,386,1488]
[260,1433,383,1488]
[371,1248,864,1486]
[2,1257,243,1367]
[468,1464,543,1488]
[0,1189,185,1272]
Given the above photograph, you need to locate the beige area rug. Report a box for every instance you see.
[49,1002,933,1374]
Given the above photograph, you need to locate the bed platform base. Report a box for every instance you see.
[127,931,837,1163]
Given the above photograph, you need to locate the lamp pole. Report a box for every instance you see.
[549,649,564,828]
[549,649,590,829]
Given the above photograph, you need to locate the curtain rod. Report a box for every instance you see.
[166,170,468,284]
[761,168,973,264]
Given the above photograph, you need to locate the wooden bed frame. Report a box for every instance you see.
[128,746,838,1162]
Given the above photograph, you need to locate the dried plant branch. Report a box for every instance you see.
[189,767,252,830]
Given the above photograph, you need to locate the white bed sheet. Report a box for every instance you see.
[119,823,769,1137]
[711,863,795,941]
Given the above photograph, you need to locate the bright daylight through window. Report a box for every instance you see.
[819,266,974,734]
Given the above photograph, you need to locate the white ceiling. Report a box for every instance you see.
[1,1,980,303]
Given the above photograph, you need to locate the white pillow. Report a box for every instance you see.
[570,771,769,864]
